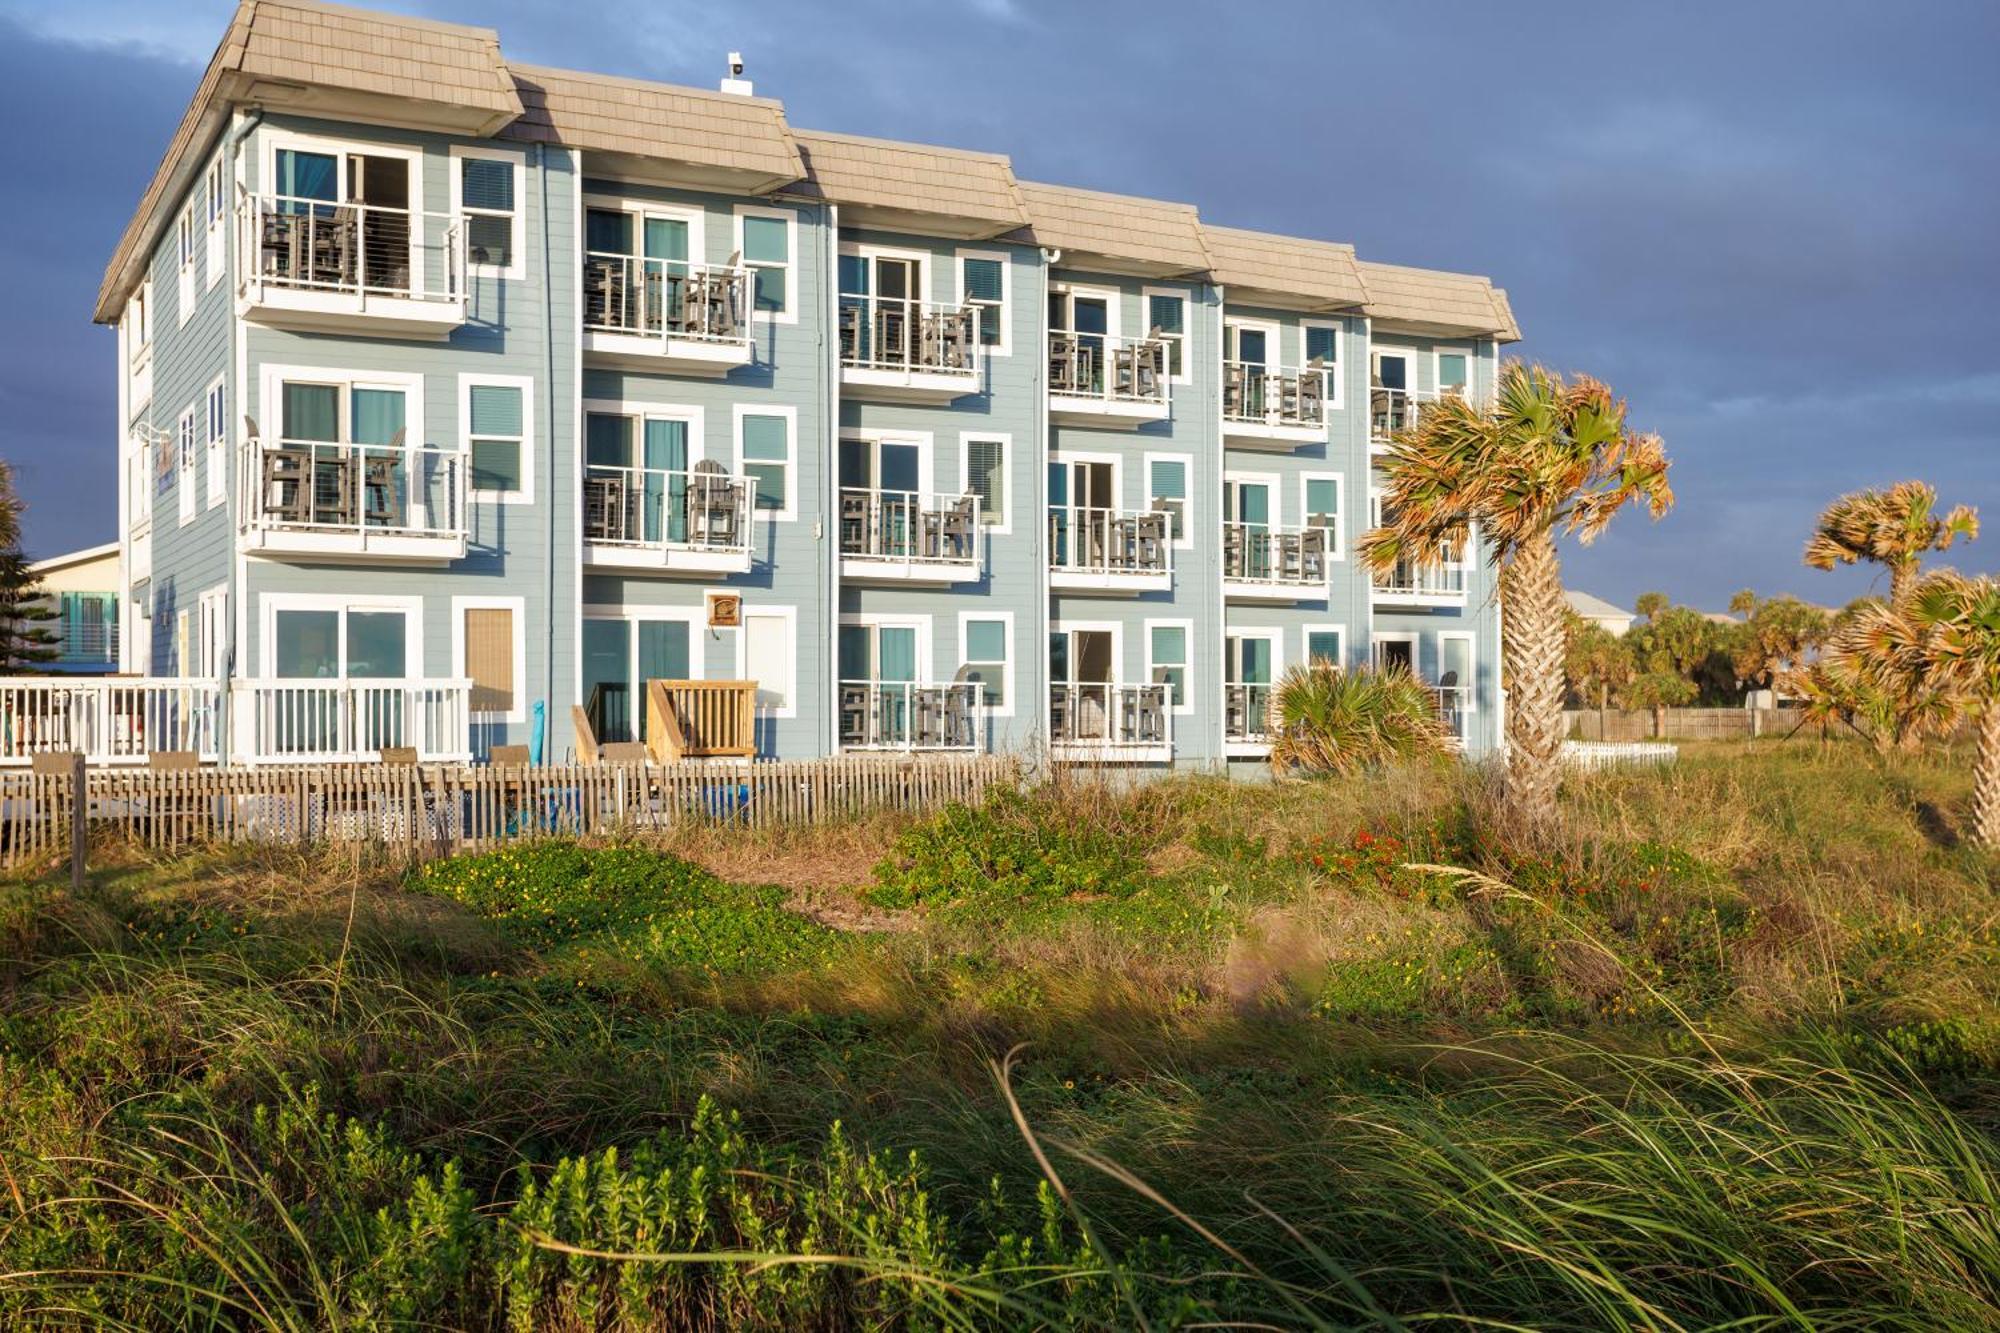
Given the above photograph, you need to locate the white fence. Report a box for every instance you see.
[1562,740,1678,772]
[0,678,223,765]
[232,679,472,764]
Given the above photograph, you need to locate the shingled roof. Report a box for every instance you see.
[503,64,801,194]
[787,130,1027,239]
[1358,261,1520,341]
[1201,224,1367,311]
[1012,181,1211,277]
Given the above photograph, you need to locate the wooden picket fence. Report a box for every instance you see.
[0,754,1019,870]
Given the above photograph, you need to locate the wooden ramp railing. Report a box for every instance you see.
[646,680,756,763]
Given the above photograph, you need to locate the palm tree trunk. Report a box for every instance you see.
[1973,702,2000,850]
[1502,530,1565,827]
[1890,562,1915,607]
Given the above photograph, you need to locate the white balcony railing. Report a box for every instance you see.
[838,296,979,376]
[1371,559,1468,601]
[837,680,983,752]
[1049,682,1171,752]
[1049,334,1168,406]
[1223,682,1275,744]
[238,193,464,308]
[840,489,981,566]
[239,438,467,546]
[1223,523,1332,589]
[1047,506,1173,579]
[234,678,471,764]
[1369,386,1445,443]
[0,678,223,765]
[1224,362,1328,428]
[583,255,751,347]
[1434,685,1471,747]
[584,464,751,555]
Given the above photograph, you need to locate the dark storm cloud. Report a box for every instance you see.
[4,0,1994,611]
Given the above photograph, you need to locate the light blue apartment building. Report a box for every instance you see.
[95,0,1519,769]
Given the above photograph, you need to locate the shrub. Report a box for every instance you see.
[867,785,1149,910]
[1267,663,1453,775]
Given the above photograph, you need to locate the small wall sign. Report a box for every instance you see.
[706,593,742,628]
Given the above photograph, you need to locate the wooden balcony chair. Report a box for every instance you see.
[1134,686,1166,745]
[1300,528,1327,581]
[1298,368,1326,421]
[1223,361,1249,418]
[837,301,863,362]
[261,446,311,523]
[1048,686,1072,743]
[1134,513,1169,571]
[583,473,628,542]
[838,684,870,747]
[839,491,869,554]
[939,495,977,560]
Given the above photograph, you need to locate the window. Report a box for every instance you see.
[1303,474,1342,557]
[462,375,532,501]
[736,207,794,318]
[959,252,1007,352]
[1147,454,1191,545]
[176,406,197,524]
[455,149,522,276]
[737,605,797,717]
[176,206,196,325]
[736,406,794,520]
[204,377,226,509]
[128,282,152,366]
[455,597,525,723]
[197,587,227,677]
[962,434,1008,531]
[266,598,418,680]
[204,160,225,288]
[1437,350,1471,398]
[960,613,1012,713]
[1302,321,1342,407]
[1304,625,1345,669]
[580,609,699,743]
[1147,621,1191,711]
[1145,289,1188,380]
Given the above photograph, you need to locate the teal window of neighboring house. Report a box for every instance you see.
[468,384,524,494]
[741,214,790,313]
[963,618,1007,707]
[741,412,790,512]
[58,592,115,663]
[962,256,1004,346]
[460,157,516,267]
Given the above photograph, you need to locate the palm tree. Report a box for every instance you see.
[1360,364,1672,826]
[1846,571,2000,846]
[1803,481,1977,605]
[1267,662,1452,776]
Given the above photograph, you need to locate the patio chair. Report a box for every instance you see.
[1048,685,1072,743]
[839,683,870,747]
[584,472,628,542]
[1134,685,1166,745]
[489,744,530,766]
[940,494,977,560]
[378,747,420,766]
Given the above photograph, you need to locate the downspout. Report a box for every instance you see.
[220,106,261,760]
[1212,280,1227,775]
[824,203,840,756]
[538,143,560,719]
[1037,248,1059,762]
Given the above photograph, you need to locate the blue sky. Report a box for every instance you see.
[2,0,1995,611]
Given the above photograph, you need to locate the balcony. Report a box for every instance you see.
[838,681,983,752]
[583,463,753,575]
[1047,505,1172,594]
[0,678,222,765]
[1048,334,1169,429]
[642,680,758,763]
[1371,558,1468,609]
[233,678,471,764]
[1223,682,1274,753]
[582,256,753,375]
[238,438,467,563]
[838,296,981,402]
[237,193,466,339]
[1223,524,1332,602]
[1369,387,1443,449]
[1049,682,1171,763]
[839,488,981,584]
[1223,362,1329,448]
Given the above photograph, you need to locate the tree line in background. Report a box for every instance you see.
[0,461,57,673]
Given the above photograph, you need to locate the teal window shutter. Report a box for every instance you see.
[469,384,525,493]
[468,385,521,437]
[461,158,514,212]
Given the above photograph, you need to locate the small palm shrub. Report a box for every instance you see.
[1268,663,1453,776]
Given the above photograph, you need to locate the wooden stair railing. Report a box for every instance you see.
[644,680,757,762]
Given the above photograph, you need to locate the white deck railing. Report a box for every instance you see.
[1049,334,1169,405]
[1369,386,1446,442]
[583,255,750,346]
[1049,682,1171,750]
[837,680,983,752]
[1372,558,1467,600]
[583,464,752,553]
[234,678,472,764]
[239,438,467,541]
[838,295,979,375]
[238,192,464,306]
[839,489,980,565]
[1048,505,1173,577]
[0,678,223,765]
[1223,523,1331,587]
[1224,362,1328,427]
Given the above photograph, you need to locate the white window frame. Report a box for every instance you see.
[197,585,228,678]
[1299,470,1345,559]
[459,372,536,504]
[1433,345,1474,399]
[1223,627,1282,752]
[958,431,1012,535]
[1436,629,1478,712]
[957,610,1014,718]
[1370,631,1419,674]
[259,592,425,680]
[839,427,936,498]
[1300,318,1343,409]
[1049,618,1126,686]
[262,130,423,287]
[735,602,798,718]
[954,247,1011,357]
[1301,623,1347,671]
[1049,283,1122,342]
[204,376,227,509]
[452,594,528,724]
[839,611,936,681]
[1144,616,1195,716]
[733,203,798,324]
[175,206,196,327]
[1223,316,1282,369]
[450,144,527,281]
[258,364,426,447]
[1223,469,1282,529]
[1140,286,1192,385]
[128,281,153,367]
[579,603,709,720]
[204,158,226,290]
[1144,450,1195,550]
[584,195,708,268]
[734,402,797,522]
[1371,345,1417,390]
[175,405,197,526]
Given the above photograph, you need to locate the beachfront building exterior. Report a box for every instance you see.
[81,0,1519,769]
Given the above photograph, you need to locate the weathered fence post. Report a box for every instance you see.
[69,751,86,892]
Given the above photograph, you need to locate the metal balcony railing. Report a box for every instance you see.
[239,192,464,306]
[1049,682,1170,750]
[240,438,466,542]
[583,464,751,553]
[1224,362,1328,427]
[1049,333,1168,405]
[838,295,979,375]
[1223,523,1331,587]
[838,680,983,752]
[583,255,750,345]
[1047,506,1172,577]
[839,489,980,565]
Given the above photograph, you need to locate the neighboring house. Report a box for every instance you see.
[1565,590,1634,637]
[30,542,121,673]
[83,0,1519,768]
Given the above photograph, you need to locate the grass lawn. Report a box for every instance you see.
[2,741,1996,1328]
